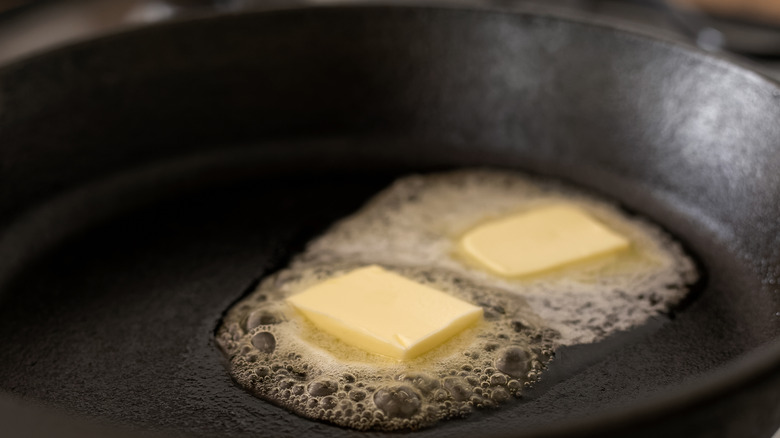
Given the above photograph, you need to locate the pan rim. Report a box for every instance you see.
[1,0,779,88]
[0,2,779,436]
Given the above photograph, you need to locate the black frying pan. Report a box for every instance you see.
[1,4,779,437]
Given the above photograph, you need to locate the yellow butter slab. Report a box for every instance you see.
[459,204,630,278]
[286,265,483,360]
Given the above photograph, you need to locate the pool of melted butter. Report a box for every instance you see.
[215,169,698,431]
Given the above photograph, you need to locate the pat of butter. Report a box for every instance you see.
[459,204,630,278]
[286,265,483,360]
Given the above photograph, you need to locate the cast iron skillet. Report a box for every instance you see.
[0,3,779,437]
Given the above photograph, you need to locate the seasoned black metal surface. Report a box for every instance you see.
[0,5,779,438]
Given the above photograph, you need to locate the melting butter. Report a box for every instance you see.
[286,265,483,360]
[215,169,698,431]
[458,204,630,278]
